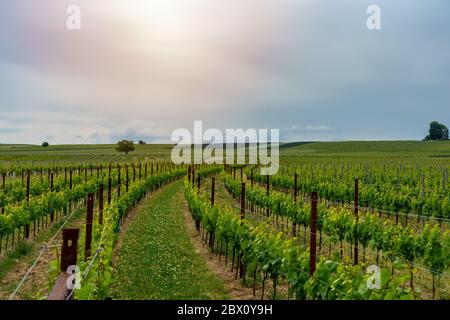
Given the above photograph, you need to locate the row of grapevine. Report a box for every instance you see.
[248,168,450,219]
[185,179,415,300]
[223,174,450,298]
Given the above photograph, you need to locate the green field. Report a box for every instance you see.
[280,141,450,158]
[2,140,450,165]
[1,140,449,301]
[0,144,174,164]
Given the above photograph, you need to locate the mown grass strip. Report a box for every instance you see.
[111,180,228,300]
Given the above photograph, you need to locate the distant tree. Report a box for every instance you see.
[424,121,449,141]
[42,142,49,147]
[138,140,146,145]
[115,140,135,155]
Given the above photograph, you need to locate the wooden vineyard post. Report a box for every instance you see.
[192,166,195,188]
[50,172,55,223]
[117,165,121,198]
[133,163,136,182]
[233,167,236,180]
[209,177,216,250]
[266,175,270,217]
[188,165,191,183]
[310,192,318,276]
[145,162,148,179]
[211,177,215,205]
[354,179,359,266]
[293,173,298,236]
[139,163,142,180]
[108,177,112,205]
[69,169,73,210]
[421,174,425,216]
[61,229,79,272]
[197,174,201,194]
[1,170,5,213]
[48,228,79,300]
[240,182,246,220]
[25,172,30,239]
[240,167,243,181]
[125,165,129,192]
[250,169,254,212]
[239,182,246,278]
[98,184,104,225]
[85,193,94,261]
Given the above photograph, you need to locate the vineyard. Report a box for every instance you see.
[0,143,449,300]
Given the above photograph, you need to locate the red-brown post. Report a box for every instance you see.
[145,162,148,178]
[117,165,121,198]
[240,182,246,220]
[69,169,73,211]
[211,177,215,205]
[354,179,359,266]
[50,172,55,223]
[25,172,30,239]
[98,184,104,225]
[250,169,254,212]
[126,165,129,192]
[108,177,112,205]
[48,228,79,300]
[85,193,94,260]
[293,173,298,236]
[309,192,318,276]
[61,228,79,272]
[26,171,30,202]
[266,175,270,217]
[239,182,246,278]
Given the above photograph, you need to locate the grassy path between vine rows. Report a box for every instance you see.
[110,180,229,300]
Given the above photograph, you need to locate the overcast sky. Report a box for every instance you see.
[0,0,449,144]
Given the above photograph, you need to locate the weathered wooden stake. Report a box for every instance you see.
[310,192,318,276]
[266,175,270,217]
[211,177,215,205]
[293,173,298,236]
[25,172,30,239]
[98,185,104,225]
[241,182,246,220]
[48,228,79,300]
[108,177,112,205]
[85,193,94,260]
[354,179,359,266]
